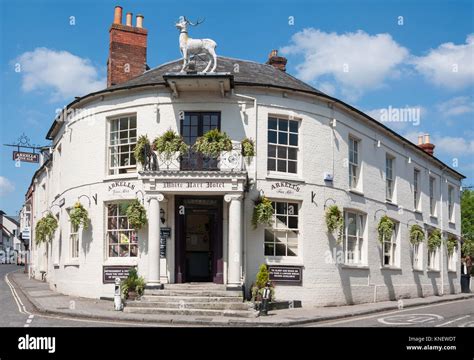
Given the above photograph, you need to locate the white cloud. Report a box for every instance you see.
[0,177,15,197]
[15,47,106,101]
[403,131,474,156]
[411,34,474,90]
[280,29,409,100]
[436,96,474,117]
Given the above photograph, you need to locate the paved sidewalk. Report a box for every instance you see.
[9,271,474,327]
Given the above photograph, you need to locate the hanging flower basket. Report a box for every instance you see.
[133,135,151,166]
[193,129,233,157]
[446,235,458,255]
[325,205,344,244]
[69,202,89,230]
[409,224,424,245]
[35,213,58,244]
[427,229,442,251]
[251,196,273,229]
[241,138,255,157]
[153,129,189,160]
[377,215,394,243]
[126,199,148,230]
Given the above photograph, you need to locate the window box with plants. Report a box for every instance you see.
[192,129,236,170]
[153,130,189,171]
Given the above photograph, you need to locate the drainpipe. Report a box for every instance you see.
[232,91,258,287]
[440,167,447,296]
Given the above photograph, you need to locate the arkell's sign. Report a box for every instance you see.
[13,151,39,163]
[270,181,301,196]
[103,266,134,283]
[268,265,303,285]
[107,181,136,194]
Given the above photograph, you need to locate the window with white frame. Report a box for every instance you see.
[70,220,79,259]
[448,185,454,222]
[108,115,137,175]
[413,242,423,270]
[386,154,395,201]
[264,201,299,257]
[414,169,420,210]
[106,203,138,257]
[267,117,299,174]
[344,211,366,265]
[429,176,436,216]
[383,220,398,266]
[348,137,359,189]
[448,242,458,271]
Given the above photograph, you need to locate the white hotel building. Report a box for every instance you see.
[26,6,464,307]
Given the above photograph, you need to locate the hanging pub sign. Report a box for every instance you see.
[13,151,40,163]
[268,265,303,285]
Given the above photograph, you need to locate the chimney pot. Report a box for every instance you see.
[266,49,287,72]
[418,135,423,145]
[418,133,435,156]
[113,6,123,25]
[136,14,144,28]
[126,12,133,27]
[424,134,430,144]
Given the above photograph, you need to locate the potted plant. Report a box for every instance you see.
[69,202,89,230]
[133,135,151,168]
[241,138,255,157]
[193,128,233,158]
[35,213,58,244]
[377,215,394,243]
[251,196,273,229]
[409,224,425,245]
[121,268,145,301]
[153,129,189,161]
[325,205,344,244]
[126,199,147,230]
[251,264,275,302]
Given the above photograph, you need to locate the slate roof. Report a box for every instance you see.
[108,56,324,94]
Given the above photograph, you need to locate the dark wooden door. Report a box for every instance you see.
[175,196,223,283]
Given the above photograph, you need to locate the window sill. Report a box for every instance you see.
[448,221,456,226]
[448,270,457,273]
[265,257,303,266]
[104,258,139,266]
[381,266,402,271]
[348,189,364,197]
[341,264,369,270]
[412,268,424,273]
[413,210,422,215]
[104,173,138,181]
[64,260,79,267]
[427,269,440,273]
[429,215,438,220]
[385,200,398,207]
[265,173,305,183]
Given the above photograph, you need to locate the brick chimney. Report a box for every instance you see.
[107,6,148,87]
[418,134,435,156]
[266,49,287,72]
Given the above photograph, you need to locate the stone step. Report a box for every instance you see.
[123,306,258,318]
[164,283,227,290]
[126,300,253,311]
[144,289,243,297]
[140,295,242,303]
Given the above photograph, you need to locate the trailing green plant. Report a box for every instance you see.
[325,205,344,244]
[241,138,255,157]
[251,264,275,301]
[446,235,458,255]
[153,129,189,160]
[193,128,232,157]
[377,215,394,243]
[427,228,442,251]
[409,224,425,245]
[126,199,147,230]
[69,202,89,230]
[251,196,273,229]
[121,268,146,299]
[35,213,58,244]
[133,135,151,166]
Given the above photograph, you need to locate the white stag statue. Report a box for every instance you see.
[176,16,217,73]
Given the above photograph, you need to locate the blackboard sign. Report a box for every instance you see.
[268,265,303,285]
[160,227,171,259]
[103,266,134,284]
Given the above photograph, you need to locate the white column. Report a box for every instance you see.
[225,194,243,286]
[147,194,164,288]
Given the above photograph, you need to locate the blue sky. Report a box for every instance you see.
[1,0,473,215]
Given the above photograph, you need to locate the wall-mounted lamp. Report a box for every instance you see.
[160,208,165,225]
[331,118,337,128]
[408,157,412,164]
